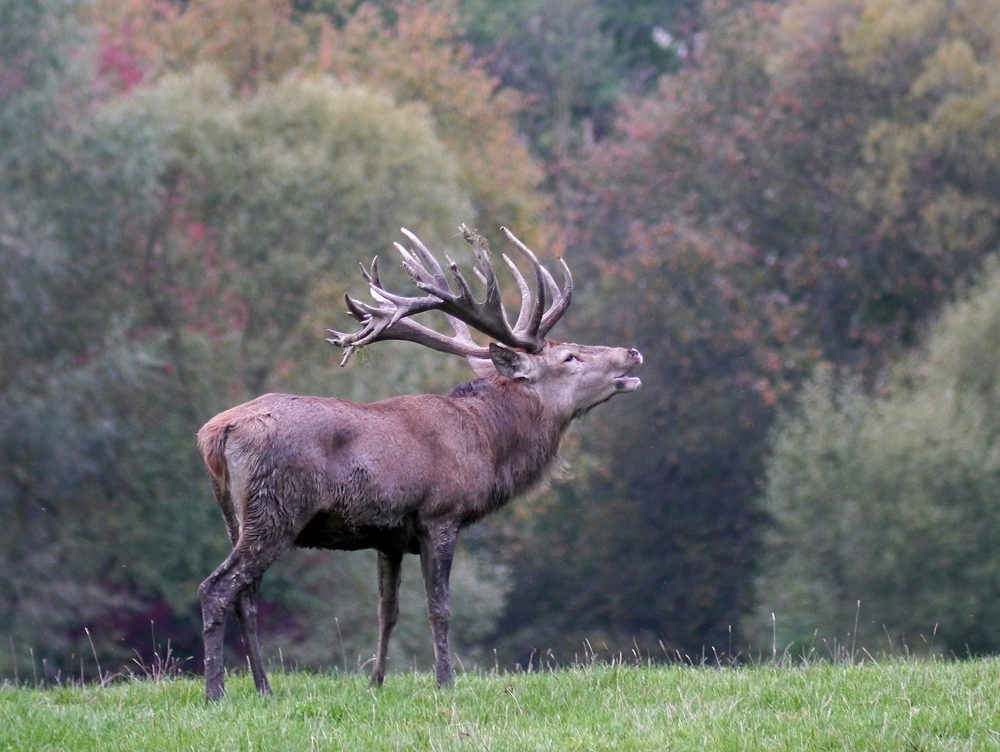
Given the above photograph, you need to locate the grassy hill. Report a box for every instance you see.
[2,659,999,751]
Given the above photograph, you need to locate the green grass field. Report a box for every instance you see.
[2,659,999,751]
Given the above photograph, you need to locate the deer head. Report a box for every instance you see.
[327,225,642,418]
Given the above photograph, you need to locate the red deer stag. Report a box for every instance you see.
[196,225,641,700]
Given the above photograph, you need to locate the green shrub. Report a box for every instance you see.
[753,261,1000,656]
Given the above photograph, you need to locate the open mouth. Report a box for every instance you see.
[613,350,643,392]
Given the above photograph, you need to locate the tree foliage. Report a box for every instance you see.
[91,0,550,243]
[755,260,1000,656]
[494,0,1000,661]
[458,0,693,154]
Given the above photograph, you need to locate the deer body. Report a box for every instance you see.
[201,378,563,552]
[197,227,641,700]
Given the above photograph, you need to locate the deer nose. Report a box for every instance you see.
[628,348,643,363]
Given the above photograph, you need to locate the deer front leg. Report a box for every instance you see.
[371,548,403,686]
[419,522,458,687]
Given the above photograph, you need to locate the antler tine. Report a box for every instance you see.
[390,239,473,344]
[499,227,572,338]
[538,262,560,302]
[343,291,369,322]
[500,226,546,338]
[393,243,434,287]
[459,225,498,298]
[360,257,380,287]
[538,257,573,337]
[400,228,449,290]
[397,228,480,344]
[456,225,543,351]
[502,253,534,333]
[458,223,521,331]
[325,340,357,366]
[441,253,476,304]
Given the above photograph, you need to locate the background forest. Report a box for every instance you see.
[3,0,1000,680]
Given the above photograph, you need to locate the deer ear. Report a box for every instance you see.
[489,343,532,381]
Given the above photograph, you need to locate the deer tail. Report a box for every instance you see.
[198,415,245,545]
[197,415,230,489]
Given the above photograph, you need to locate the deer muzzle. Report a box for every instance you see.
[614,349,643,392]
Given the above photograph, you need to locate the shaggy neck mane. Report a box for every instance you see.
[449,376,565,511]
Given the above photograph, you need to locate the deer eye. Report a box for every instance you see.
[563,353,578,363]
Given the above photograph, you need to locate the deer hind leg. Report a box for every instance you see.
[371,549,403,686]
[206,476,272,695]
[199,533,289,701]
[419,522,459,687]
[235,578,271,695]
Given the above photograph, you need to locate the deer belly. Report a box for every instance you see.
[294,510,420,553]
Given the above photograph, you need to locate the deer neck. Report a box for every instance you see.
[450,376,566,505]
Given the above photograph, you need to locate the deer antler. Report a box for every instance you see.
[327,225,573,365]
